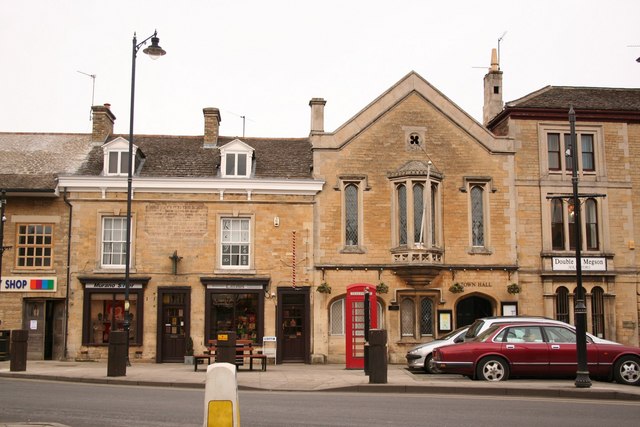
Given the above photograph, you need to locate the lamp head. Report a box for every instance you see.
[143,32,166,60]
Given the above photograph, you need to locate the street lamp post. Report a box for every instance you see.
[123,31,166,370]
[569,105,592,388]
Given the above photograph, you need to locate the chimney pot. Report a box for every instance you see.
[309,98,326,134]
[91,104,116,142]
[203,108,222,147]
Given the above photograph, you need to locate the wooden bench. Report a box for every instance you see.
[199,339,267,371]
[193,354,212,372]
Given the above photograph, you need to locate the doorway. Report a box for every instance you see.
[22,299,65,360]
[455,295,493,327]
[157,288,190,363]
[277,287,310,363]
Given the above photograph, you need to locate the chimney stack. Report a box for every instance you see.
[482,48,503,125]
[309,98,326,134]
[91,104,116,142]
[203,108,222,147]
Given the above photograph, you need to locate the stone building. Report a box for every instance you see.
[487,84,640,347]
[1,56,639,365]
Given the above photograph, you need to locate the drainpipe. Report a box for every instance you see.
[62,188,73,360]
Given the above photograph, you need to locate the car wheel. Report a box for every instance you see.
[424,354,441,374]
[476,356,510,382]
[613,355,640,386]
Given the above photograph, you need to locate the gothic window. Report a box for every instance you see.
[585,198,599,250]
[591,286,605,338]
[471,185,485,247]
[555,286,570,324]
[398,184,407,245]
[345,183,359,246]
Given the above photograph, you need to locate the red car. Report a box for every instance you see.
[432,322,640,386]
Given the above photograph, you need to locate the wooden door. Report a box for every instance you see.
[277,288,310,363]
[158,289,190,363]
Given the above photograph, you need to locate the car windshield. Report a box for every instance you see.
[474,325,500,342]
[465,320,485,339]
[439,326,466,341]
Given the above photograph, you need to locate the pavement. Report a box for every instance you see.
[1,359,640,426]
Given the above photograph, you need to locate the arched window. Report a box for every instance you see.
[330,297,384,335]
[471,186,485,246]
[397,184,407,245]
[329,299,345,335]
[345,183,359,246]
[413,183,424,244]
[591,287,605,338]
[420,298,434,336]
[400,298,415,337]
[585,199,599,250]
[556,286,570,323]
[431,183,438,246]
[551,199,564,250]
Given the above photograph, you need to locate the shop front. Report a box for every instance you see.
[79,277,148,356]
[202,278,267,347]
[0,276,64,360]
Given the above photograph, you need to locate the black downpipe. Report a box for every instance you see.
[62,188,73,360]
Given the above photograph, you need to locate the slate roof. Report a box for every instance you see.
[0,130,313,193]
[0,132,95,191]
[76,134,313,179]
[506,86,640,111]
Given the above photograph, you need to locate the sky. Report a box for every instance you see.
[1,0,639,139]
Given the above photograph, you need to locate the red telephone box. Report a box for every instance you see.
[345,284,377,369]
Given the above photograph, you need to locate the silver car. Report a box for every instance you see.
[464,316,619,345]
[406,327,468,373]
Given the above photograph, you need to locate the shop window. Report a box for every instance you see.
[101,217,128,267]
[555,286,570,323]
[208,292,261,342]
[220,218,251,268]
[548,198,600,252]
[82,286,143,346]
[16,223,53,268]
[585,198,599,250]
[400,295,434,338]
[591,286,605,338]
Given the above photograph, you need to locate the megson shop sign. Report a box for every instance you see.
[1,276,57,292]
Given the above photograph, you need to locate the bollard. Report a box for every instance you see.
[9,329,28,372]
[216,331,237,365]
[107,331,128,377]
[203,362,240,427]
[368,329,387,384]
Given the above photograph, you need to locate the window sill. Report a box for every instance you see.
[467,246,492,255]
[340,246,365,254]
[11,268,56,274]
[214,268,257,275]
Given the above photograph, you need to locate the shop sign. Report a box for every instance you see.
[1,276,57,292]
[208,284,263,290]
[552,257,606,272]
[84,282,143,289]
[459,282,492,288]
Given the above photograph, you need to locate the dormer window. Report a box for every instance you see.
[220,139,254,178]
[102,137,145,177]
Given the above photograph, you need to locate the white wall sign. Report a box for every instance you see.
[1,277,57,292]
[552,257,606,271]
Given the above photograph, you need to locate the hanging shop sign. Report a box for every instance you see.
[552,257,607,272]
[1,276,57,292]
